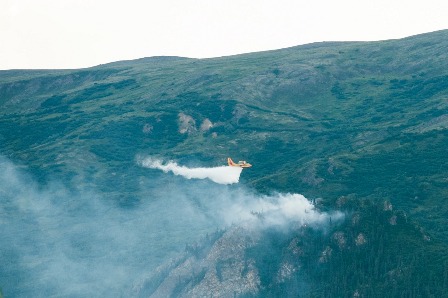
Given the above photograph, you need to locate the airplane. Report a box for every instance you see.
[227,157,252,168]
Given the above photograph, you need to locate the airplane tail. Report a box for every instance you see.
[227,158,235,166]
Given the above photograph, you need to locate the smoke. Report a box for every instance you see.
[0,156,342,297]
[182,186,344,230]
[0,157,221,297]
[138,157,243,184]
[222,192,341,228]
[137,156,342,228]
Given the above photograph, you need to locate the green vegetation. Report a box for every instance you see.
[1,30,448,296]
[247,198,448,297]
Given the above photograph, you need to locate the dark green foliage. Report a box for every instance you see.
[246,228,289,288]
[309,200,447,297]
[40,94,67,109]
[389,75,448,100]
[331,82,346,100]
[71,79,137,104]
[247,199,448,297]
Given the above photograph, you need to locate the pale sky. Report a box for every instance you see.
[1,0,447,70]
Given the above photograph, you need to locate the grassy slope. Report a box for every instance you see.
[1,29,448,295]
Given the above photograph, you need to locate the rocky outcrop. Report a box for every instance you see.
[133,225,262,297]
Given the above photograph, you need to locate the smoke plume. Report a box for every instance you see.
[0,155,342,297]
[0,156,222,297]
[223,192,340,228]
[138,157,243,184]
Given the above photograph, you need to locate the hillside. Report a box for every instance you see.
[1,30,448,296]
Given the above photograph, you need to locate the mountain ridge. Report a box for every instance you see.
[1,29,448,296]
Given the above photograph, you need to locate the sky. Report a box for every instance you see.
[1,0,447,70]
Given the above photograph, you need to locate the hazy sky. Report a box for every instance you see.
[1,0,447,70]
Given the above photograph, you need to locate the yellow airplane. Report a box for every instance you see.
[227,157,252,168]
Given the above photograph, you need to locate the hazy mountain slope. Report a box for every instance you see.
[1,30,447,232]
[1,30,448,296]
[135,201,447,297]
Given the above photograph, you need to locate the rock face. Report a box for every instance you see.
[200,118,213,132]
[131,196,448,298]
[178,112,197,134]
[132,218,324,298]
[134,225,262,297]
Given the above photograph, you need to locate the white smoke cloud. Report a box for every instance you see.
[137,156,343,229]
[0,155,343,297]
[211,190,343,229]
[138,157,243,184]
[0,156,224,297]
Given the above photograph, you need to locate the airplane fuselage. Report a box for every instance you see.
[227,157,252,168]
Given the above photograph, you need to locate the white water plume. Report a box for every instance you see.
[138,157,243,184]
[137,157,342,228]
